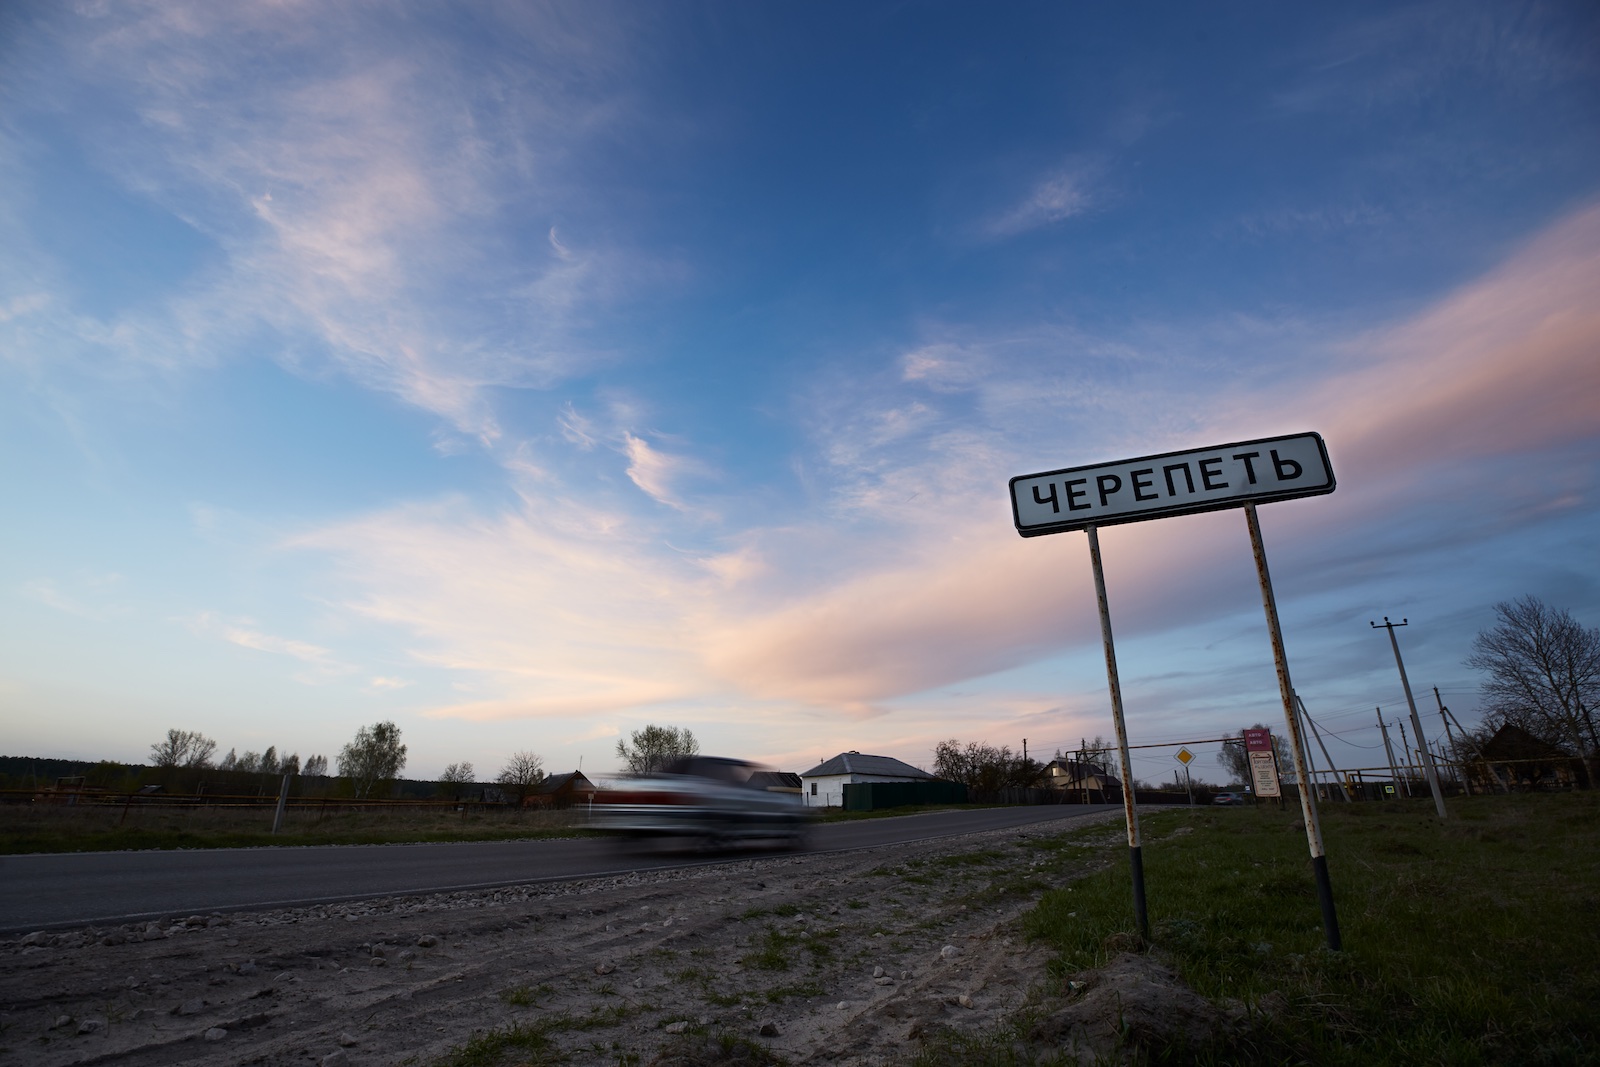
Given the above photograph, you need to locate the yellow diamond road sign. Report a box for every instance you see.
[1175,747,1194,765]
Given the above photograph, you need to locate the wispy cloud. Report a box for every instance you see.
[982,160,1100,238]
[622,433,710,512]
[5,2,656,450]
[366,676,413,692]
[20,573,125,621]
[190,611,356,682]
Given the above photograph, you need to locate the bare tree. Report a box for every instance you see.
[1466,595,1600,784]
[260,746,279,776]
[338,721,408,799]
[149,729,217,768]
[302,754,328,777]
[615,725,699,774]
[438,761,476,801]
[279,753,301,777]
[496,752,545,806]
[932,739,1042,792]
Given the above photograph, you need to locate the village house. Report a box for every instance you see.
[798,752,931,808]
[1043,757,1122,803]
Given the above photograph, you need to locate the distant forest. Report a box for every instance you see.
[0,755,445,800]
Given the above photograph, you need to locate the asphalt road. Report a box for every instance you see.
[0,805,1117,933]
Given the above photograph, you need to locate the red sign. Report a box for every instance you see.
[1244,728,1272,752]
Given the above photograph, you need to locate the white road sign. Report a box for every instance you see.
[1010,432,1335,537]
[1250,750,1282,798]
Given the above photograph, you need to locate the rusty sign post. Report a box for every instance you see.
[1010,431,1342,951]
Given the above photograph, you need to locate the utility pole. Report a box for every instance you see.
[1442,703,1477,794]
[1377,709,1403,797]
[1433,688,1461,789]
[1297,693,1349,801]
[1022,738,1028,764]
[1293,693,1324,798]
[1397,718,1416,781]
[1372,618,1448,819]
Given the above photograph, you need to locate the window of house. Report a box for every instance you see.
[810,782,817,795]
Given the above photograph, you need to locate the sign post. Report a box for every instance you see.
[1011,431,1342,952]
[1086,525,1148,941]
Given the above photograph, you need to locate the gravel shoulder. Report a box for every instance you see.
[0,811,1121,1066]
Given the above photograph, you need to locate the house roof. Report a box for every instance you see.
[749,770,803,790]
[798,752,932,779]
[1480,724,1575,761]
[532,771,596,794]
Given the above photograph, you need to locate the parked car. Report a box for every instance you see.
[1212,791,1246,806]
[592,756,812,850]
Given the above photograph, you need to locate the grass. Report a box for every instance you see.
[499,982,555,1007]
[1015,792,1600,1065]
[435,1005,642,1067]
[0,802,592,853]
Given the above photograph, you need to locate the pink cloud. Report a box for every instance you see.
[699,202,1600,707]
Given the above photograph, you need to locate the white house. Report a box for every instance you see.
[798,751,932,808]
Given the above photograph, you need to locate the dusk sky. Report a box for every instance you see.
[3,2,1597,788]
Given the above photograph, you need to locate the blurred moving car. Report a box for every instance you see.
[592,756,812,849]
[1212,791,1246,806]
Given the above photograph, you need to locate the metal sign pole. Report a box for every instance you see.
[1244,502,1341,951]
[1085,525,1149,942]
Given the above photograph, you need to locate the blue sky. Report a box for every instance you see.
[2,1,1597,787]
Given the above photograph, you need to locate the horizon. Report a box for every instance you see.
[2,2,1597,791]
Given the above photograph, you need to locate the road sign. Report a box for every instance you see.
[1009,432,1335,537]
[1250,751,1282,797]
[1175,747,1194,765]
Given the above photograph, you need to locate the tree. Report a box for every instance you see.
[260,746,279,775]
[217,748,238,771]
[437,761,476,800]
[615,725,699,773]
[496,752,545,805]
[338,721,408,799]
[932,739,1043,793]
[1466,595,1600,785]
[303,754,328,777]
[149,729,217,768]
[279,752,300,777]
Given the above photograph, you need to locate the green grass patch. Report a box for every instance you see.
[434,1003,641,1066]
[742,927,798,971]
[499,982,555,1007]
[762,979,826,1003]
[1024,793,1600,1065]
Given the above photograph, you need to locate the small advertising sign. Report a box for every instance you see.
[1244,727,1272,753]
[1249,750,1282,798]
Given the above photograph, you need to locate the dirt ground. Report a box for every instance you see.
[0,812,1134,1067]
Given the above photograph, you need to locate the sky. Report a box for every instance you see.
[2,1,1598,789]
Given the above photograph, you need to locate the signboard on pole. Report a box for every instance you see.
[1249,751,1282,798]
[1007,430,1342,950]
[1010,432,1334,538]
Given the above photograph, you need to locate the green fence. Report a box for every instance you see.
[841,779,968,811]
